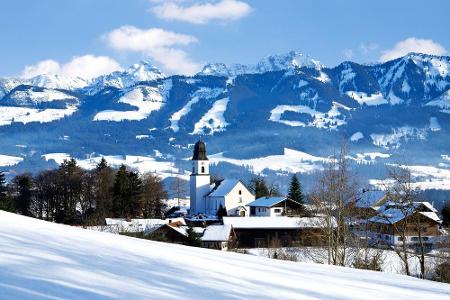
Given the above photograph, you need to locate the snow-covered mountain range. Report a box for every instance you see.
[1,51,450,194]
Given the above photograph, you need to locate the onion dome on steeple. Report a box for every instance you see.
[192,140,208,160]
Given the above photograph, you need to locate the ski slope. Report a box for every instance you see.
[0,211,449,300]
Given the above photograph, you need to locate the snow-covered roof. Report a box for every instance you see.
[416,202,438,213]
[419,211,441,223]
[355,190,386,208]
[247,197,287,207]
[223,217,335,229]
[201,225,232,241]
[209,179,240,197]
[369,207,441,224]
[166,225,205,237]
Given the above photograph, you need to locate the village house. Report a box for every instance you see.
[201,225,236,251]
[351,190,387,218]
[147,221,204,244]
[223,216,335,248]
[190,140,255,217]
[367,201,442,250]
[247,196,304,217]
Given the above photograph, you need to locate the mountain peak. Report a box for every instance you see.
[197,50,322,77]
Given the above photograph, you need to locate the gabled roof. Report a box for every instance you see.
[247,196,299,207]
[223,217,336,229]
[355,190,386,208]
[209,179,249,197]
[201,225,232,241]
[369,207,441,225]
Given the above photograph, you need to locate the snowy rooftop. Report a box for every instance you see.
[223,217,335,229]
[201,225,232,242]
[369,207,441,225]
[247,196,286,207]
[208,179,240,197]
[1,211,450,299]
[355,190,386,208]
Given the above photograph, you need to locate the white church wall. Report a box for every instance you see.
[223,182,254,216]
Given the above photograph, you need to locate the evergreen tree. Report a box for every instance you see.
[12,173,34,216]
[249,176,269,198]
[442,202,450,227]
[57,158,83,224]
[217,204,228,219]
[0,172,15,212]
[288,174,304,203]
[112,165,130,218]
[0,171,6,200]
[185,226,202,247]
[94,158,115,220]
[288,174,305,215]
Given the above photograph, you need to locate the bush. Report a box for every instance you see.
[434,262,450,283]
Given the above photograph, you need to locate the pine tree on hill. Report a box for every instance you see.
[288,174,305,215]
[0,171,6,200]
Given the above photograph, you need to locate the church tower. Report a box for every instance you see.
[190,140,210,215]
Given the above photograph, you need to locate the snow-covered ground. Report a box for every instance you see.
[42,153,187,179]
[370,126,428,149]
[0,105,77,126]
[192,98,230,135]
[346,91,389,106]
[170,87,224,132]
[269,102,347,129]
[1,211,449,300]
[209,148,329,174]
[247,247,445,278]
[94,86,165,122]
[0,154,23,167]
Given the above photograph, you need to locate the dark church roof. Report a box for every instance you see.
[192,140,208,160]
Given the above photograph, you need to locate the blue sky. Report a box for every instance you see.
[1,0,449,78]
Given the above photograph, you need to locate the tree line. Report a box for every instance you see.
[0,158,167,225]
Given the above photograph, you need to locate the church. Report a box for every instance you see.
[189,140,255,217]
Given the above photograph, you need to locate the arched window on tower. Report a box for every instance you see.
[201,166,205,173]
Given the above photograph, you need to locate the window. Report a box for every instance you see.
[238,190,242,195]
[201,166,205,173]
[239,197,242,203]
[398,237,404,241]
[274,208,282,213]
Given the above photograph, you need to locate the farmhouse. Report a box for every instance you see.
[201,225,236,251]
[223,216,335,248]
[247,196,304,217]
[367,201,442,250]
[190,140,255,217]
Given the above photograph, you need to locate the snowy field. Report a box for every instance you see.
[1,211,449,300]
[247,247,444,278]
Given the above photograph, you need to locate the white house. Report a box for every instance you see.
[247,196,304,217]
[189,140,255,217]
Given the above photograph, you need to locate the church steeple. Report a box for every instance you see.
[190,140,211,215]
[192,140,208,160]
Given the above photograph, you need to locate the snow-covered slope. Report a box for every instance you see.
[1,211,449,300]
[93,86,166,122]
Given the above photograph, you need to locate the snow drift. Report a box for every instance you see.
[0,211,449,299]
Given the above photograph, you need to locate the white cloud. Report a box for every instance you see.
[151,0,252,24]
[359,42,378,55]
[21,55,122,79]
[105,26,201,75]
[380,38,448,62]
[343,49,353,59]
